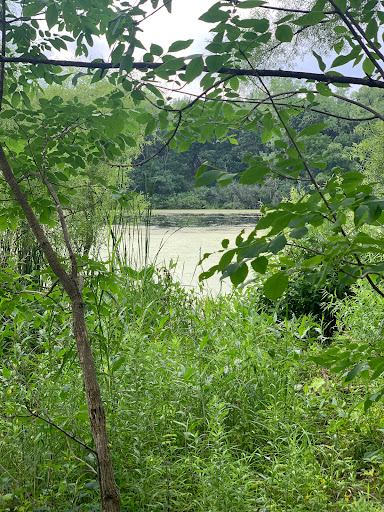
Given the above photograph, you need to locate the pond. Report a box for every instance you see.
[103,210,261,294]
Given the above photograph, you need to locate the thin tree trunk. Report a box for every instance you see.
[71,294,121,512]
[0,144,121,511]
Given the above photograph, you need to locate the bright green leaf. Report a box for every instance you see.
[345,363,370,383]
[239,166,270,185]
[294,11,326,26]
[298,123,328,137]
[199,4,230,23]
[251,256,268,274]
[269,234,287,254]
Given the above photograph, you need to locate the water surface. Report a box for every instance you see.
[106,210,261,293]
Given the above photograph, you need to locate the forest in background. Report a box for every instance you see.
[130,81,384,209]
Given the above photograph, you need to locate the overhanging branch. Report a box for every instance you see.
[1,55,384,89]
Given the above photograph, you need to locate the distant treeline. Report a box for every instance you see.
[130,81,383,209]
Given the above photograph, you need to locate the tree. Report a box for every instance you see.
[1,0,384,510]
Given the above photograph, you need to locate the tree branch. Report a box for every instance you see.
[344,10,384,65]
[24,405,98,455]
[0,143,76,296]
[99,111,183,168]
[0,0,6,111]
[39,158,78,279]
[0,55,383,89]
[328,0,384,79]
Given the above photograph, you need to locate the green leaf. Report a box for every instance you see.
[354,205,369,225]
[230,263,249,286]
[333,0,347,12]
[164,0,172,12]
[275,25,293,42]
[195,170,224,187]
[120,54,134,74]
[269,234,286,254]
[290,227,308,239]
[240,242,268,259]
[366,19,378,40]
[150,44,163,56]
[218,249,236,270]
[333,25,347,34]
[222,103,235,121]
[298,123,328,137]
[264,272,289,300]
[294,12,326,26]
[105,113,125,138]
[316,82,333,97]
[156,57,185,73]
[185,56,204,83]
[215,124,228,138]
[145,117,157,136]
[23,2,44,16]
[313,51,326,71]
[237,0,266,7]
[206,55,225,73]
[168,39,194,53]
[234,18,269,32]
[345,363,369,383]
[46,4,59,29]
[342,171,364,190]
[251,256,268,274]
[199,4,230,23]
[239,166,270,185]
[363,58,375,76]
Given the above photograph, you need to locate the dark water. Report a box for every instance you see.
[149,210,261,228]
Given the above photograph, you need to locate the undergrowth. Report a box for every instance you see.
[1,265,384,511]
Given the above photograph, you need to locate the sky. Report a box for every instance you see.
[51,0,361,93]
[86,0,218,63]
[137,0,218,56]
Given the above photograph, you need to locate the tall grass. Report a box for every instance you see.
[1,210,384,511]
[2,266,384,511]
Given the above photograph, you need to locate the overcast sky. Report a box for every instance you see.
[62,0,360,93]
[138,0,218,55]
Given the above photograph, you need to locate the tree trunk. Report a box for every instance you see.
[71,293,121,512]
[0,144,121,511]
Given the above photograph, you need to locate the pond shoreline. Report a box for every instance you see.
[152,209,261,216]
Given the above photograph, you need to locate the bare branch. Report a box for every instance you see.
[0,144,76,296]
[136,0,172,25]
[25,405,97,455]
[65,437,98,475]
[257,4,335,14]
[39,164,78,280]
[100,111,183,169]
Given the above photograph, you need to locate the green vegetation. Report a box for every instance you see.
[3,263,384,511]
[2,0,384,510]
[133,83,378,210]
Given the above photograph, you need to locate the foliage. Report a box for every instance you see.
[2,272,384,511]
[2,0,384,509]
[131,79,370,209]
